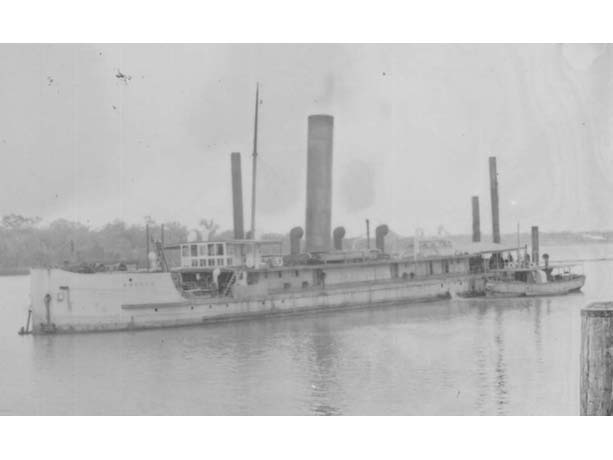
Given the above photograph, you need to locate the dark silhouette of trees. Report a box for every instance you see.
[0,214,189,271]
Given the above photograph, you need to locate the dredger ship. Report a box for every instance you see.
[24,92,537,335]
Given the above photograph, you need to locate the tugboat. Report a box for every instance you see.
[485,253,585,297]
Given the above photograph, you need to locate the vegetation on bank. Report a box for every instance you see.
[1,213,611,272]
[0,213,284,271]
[0,214,189,271]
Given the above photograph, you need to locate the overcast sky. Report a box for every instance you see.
[0,44,611,237]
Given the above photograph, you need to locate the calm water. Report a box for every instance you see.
[1,244,613,415]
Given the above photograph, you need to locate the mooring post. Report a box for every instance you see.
[580,302,613,415]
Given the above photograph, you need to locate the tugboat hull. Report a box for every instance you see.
[485,275,585,297]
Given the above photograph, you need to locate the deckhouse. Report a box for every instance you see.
[174,240,283,269]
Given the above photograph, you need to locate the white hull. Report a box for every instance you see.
[28,268,485,334]
[485,275,585,297]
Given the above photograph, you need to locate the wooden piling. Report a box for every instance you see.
[580,302,613,415]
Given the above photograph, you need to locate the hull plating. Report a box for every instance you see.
[29,268,486,334]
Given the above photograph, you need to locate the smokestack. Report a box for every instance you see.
[231,152,245,239]
[489,156,501,243]
[305,115,334,253]
[531,226,539,264]
[289,226,304,255]
[375,224,389,253]
[472,196,481,242]
[333,226,345,251]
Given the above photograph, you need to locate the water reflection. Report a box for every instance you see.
[533,298,544,369]
[304,319,341,416]
[473,301,489,415]
[1,255,609,414]
[493,306,508,415]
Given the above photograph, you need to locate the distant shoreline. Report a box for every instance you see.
[551,257,613,263]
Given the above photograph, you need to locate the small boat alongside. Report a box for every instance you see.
[485,263,585,297]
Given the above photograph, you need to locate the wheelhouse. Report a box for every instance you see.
[177,239,283,269]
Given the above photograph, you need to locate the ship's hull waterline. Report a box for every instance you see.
[28,268,487,334]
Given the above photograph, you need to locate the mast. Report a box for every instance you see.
[250,83,259,241]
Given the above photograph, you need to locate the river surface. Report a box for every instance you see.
[1,244,612,415]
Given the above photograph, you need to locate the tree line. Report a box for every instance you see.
[2,212,608,274]
[0,214,195,272]
[0,214,290,273]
